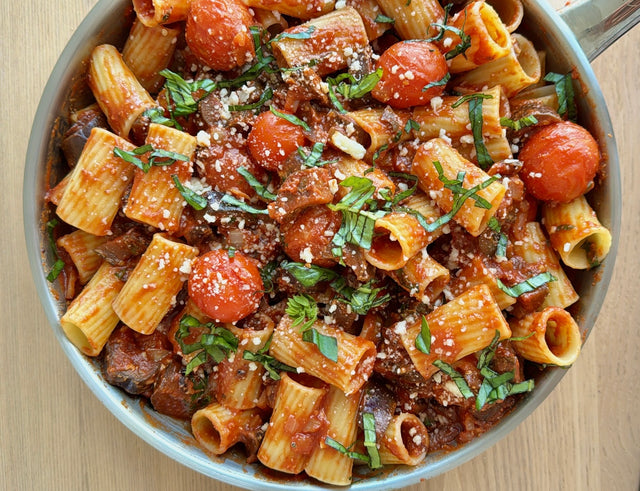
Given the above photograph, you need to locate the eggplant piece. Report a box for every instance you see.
[60,106,108,167]
[359,381,397,438]
[94,227,151,266]
[102,325,173,397]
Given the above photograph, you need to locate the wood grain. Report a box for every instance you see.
[1,1,638,490]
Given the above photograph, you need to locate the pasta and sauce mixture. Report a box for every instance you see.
[46,0,612,485]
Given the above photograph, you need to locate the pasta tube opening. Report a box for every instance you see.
[511,307,582,366]
[379,413,429,465]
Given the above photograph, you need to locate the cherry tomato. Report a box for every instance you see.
[281,206,342,268]
[185,0,255,72]
[202,139,265,199]
[188,250,264,323]
[371,41,448,109]
[519,121,600,202]
[246,110,307,172]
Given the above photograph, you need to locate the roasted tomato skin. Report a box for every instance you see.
[247,110,307,172]
[188,250,264,323]
[519,121,600,202]
[371,41,449,109]
[281,206,342,268]
[201,139,265,199]
[185,0,255,71]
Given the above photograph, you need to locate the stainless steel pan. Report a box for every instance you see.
[23,0,640,488]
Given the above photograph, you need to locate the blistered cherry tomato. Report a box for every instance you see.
[188,250,263,323]
[202,140,264,199]
[247,110,307,172]
[371,41,448,109]
[185,0,255,71]
[281,206,342,268]
[519,121,600,202]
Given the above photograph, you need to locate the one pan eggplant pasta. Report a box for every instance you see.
[44,0,612,485]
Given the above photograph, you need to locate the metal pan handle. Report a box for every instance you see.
[559,0,640,61]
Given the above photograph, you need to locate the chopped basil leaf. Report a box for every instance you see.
[496,233,508,258]
[374,14,395,24]
[500,115,539,131]
[286,294,337,361]
[326,77,347,114]
[45,219,64,282]
[331,278,391,315]
[217,28,276,89]
[297,142,336,167]
[544,72,577,122]
[269,106,310,131]
[496,272,556,298]
[488,216,501,232]
[386,172,418,206]
[281,261,339,287]
[433,93,495,169]
[326,69,383,112]
[476,330,501,370]
[508,379,535,395]
[159,69,216,121]
[228,87,273,111]
[415,315,431,354]
[114,145,189,173]
[425,3,453,43]
[171,175,207,210]
[405,118,420,134]
[219,194,269,215]
[433,360,474,398]
[475,378,493,410]
[487,217,507,257]
[143,107,175,128]
[331,208,382,252]
[176,315,238,375]
[286,294,318,331]
[372,143,388,165]
[328,176,388,252]
[259,260,278,293]
[422,72,450,91]
[302,328,339,362]
[427,5,471,60]
[237,166,276,200]
[474,330,535,410]
[271,26,317,43]
[362,412,383,469]
[509,332,535,342]
[411,161,499,233]
[481,367,515,388]
[475,368,534,410]
[332,176,376,210]
[242,335,296,380]
[47,259,65,282]
[451,93,494,109]
[324,437,371,463]
[282,261,388,314]
[336,68,383,99]
[468,95,493,170]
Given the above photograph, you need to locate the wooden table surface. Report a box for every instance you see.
[2,1,639,490]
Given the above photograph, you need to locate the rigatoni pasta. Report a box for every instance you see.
[56,128,136,236]
[112,233,198,334]
[44,0,613,485]
[87,44,155,138]
[542,195,612,269]
[60,262,126,356]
